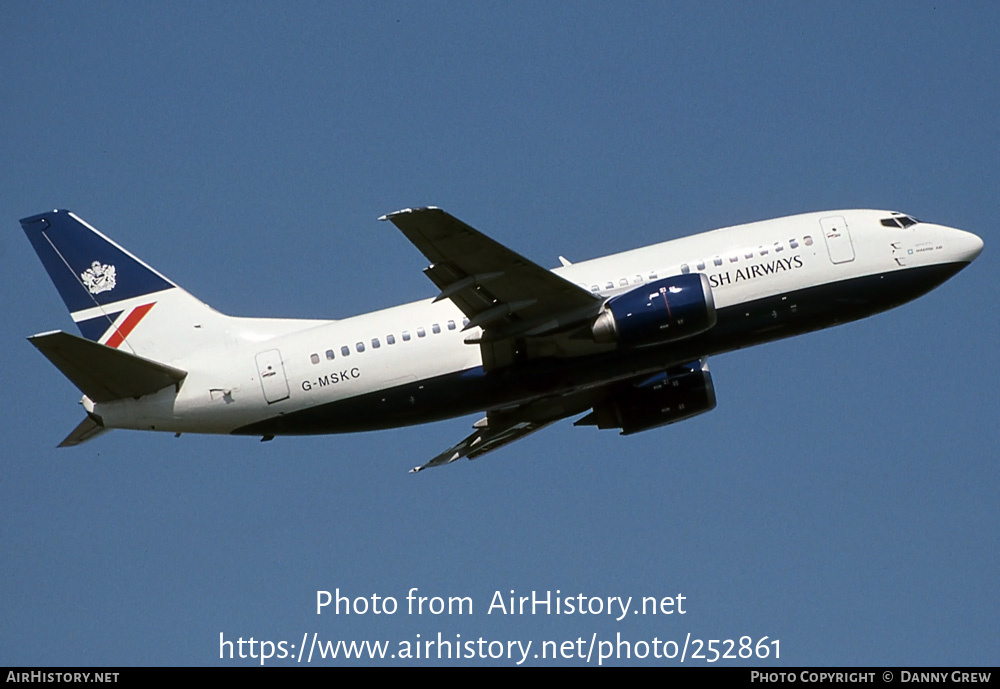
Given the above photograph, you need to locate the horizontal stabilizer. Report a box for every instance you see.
[58,416,111,447]
[29,330,187,403]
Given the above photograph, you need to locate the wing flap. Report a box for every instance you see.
[29,330,187,403]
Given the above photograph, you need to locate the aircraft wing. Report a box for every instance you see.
[410,417,556,473]
[409,389,600,473]
[381,207,602,342]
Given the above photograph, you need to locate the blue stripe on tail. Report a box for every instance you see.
[76,311,124,341]
[20,210,174,315]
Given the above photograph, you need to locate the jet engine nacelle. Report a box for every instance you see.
[591,273,716,347]
[576,359,716,435]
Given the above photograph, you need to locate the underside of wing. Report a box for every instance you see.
[409,388,603,473]
[410,418,554,473]
[381,207,602,343]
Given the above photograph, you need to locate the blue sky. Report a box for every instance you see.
[2,3,997,666]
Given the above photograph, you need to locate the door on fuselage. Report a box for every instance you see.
[255,349,290,403]
[820,216,855,264]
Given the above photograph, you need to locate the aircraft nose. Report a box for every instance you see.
[950,227,984,264]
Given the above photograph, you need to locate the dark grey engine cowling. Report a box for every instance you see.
[591,273,716,347]
[576,360,716,435]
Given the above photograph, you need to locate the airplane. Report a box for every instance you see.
[20,206,983,472]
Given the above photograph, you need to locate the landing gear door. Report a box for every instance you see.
[820,216,855,264]
[256,349,290,404]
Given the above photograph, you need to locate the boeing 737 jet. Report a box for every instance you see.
[20,207,982,472]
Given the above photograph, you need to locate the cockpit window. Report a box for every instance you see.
[882,214,919,228]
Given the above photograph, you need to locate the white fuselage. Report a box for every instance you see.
[88,209,982,436]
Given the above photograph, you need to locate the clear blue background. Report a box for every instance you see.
[2,3,997,666]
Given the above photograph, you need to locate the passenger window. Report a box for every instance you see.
[447,320,456,330]
[804,236,814,246]
[310,353,319,364]
[680,264,690,274]
[341,345,350,357]
[356,342,365,353]
[696,261,706,270]
[417,328,426,338]
[619,278,628,287]
[713,256,723,266]
[326,349,335,360]
[789,239,799,249]
[774,243,784,252]
[387,334,396,345]
[649,272,658,280]
[590,285,600,293]
[635,275,643,283]
[605,281,614,290]
[402,331,411,342]
[462,318,470,327]
[745,251,754,259]
[759,246,768,256]
[432,323,441,334]
[729,255,739,263]
[371,338,380,349]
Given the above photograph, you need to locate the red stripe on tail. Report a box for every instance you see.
[105,302,155,349]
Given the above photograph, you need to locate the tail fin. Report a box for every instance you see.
[21,209,226,362]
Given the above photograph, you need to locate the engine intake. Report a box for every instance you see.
[592,273,716,347]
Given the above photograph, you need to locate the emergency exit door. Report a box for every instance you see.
[255,349,290,403]
[820,216,855,264]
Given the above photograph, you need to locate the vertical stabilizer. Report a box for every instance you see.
[20,210,228,363]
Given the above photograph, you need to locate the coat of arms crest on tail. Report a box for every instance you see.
[81,261,116,294]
